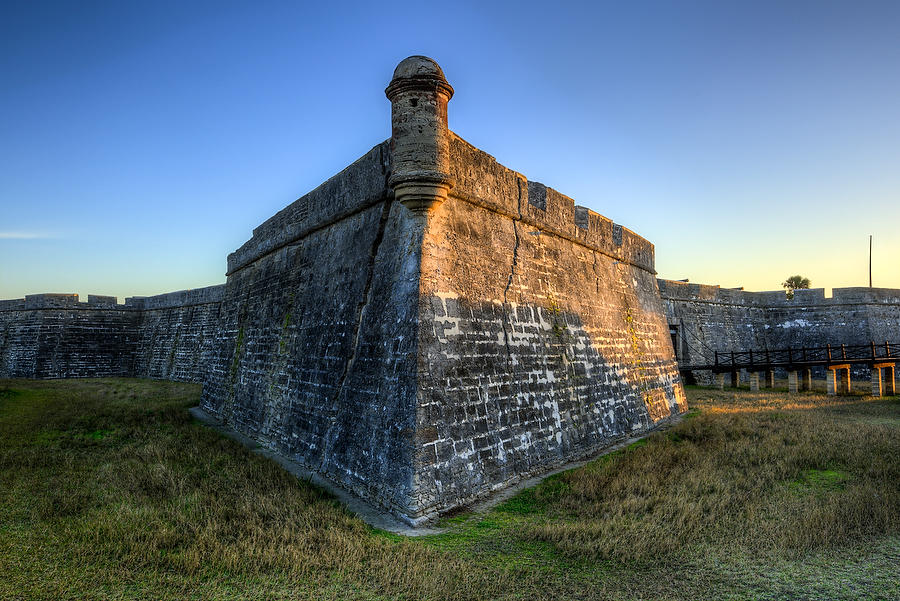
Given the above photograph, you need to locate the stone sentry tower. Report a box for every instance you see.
[385,56,455,213]
[200,56,686,526]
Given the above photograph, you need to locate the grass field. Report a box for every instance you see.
[1,378,898,600]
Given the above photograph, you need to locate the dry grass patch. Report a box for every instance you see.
[519,386,899,561]
[0,379,533,600]
[1,379,898,600]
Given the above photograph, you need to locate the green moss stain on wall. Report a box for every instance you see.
[279,312,291,355]
[230,326,245,384]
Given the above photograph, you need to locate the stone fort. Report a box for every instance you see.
[2,57,897,525]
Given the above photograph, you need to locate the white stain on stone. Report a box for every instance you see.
[432,292,463,360]
[543,398,563,437]
[777,319,811,329]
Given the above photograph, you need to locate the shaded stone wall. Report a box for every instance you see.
[199,142,428,521]
[129,287,225,381]
[658,280,768,372]
[0,295,140,378]
[0,286,224,381]
[863,289,900,342]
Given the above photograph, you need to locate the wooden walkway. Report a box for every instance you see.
[680,341,899,396]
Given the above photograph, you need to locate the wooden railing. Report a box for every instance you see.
[683,341,900,372]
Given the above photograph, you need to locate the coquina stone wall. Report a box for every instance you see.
[0,286,223,381]
[412,135,684,515]
[199,56,686,524]
[0,294,140,378]
[199,142,427,520]
[659,279,900,379]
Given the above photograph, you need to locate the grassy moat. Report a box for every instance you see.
[0,379,897,600]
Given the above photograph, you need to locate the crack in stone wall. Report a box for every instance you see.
[499,177,524,368]
[320,198,394,470]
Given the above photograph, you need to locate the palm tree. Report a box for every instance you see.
[782,275,811,299]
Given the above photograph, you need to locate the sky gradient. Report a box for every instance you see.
[2,0,898,301]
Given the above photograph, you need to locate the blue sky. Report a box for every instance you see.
[2,0,898,301]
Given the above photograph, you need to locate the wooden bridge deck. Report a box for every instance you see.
[679,341,899,396]
[680,341,900,373]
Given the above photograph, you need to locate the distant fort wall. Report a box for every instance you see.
[0,285,223,381]
[659,279,900,379]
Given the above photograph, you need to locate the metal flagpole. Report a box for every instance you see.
[869,235,873,288]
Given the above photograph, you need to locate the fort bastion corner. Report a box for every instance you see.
[1,56,695,525]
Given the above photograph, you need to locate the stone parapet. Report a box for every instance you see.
[449,135,655,274]
[125,284,225,310]
[225,142,392,275]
